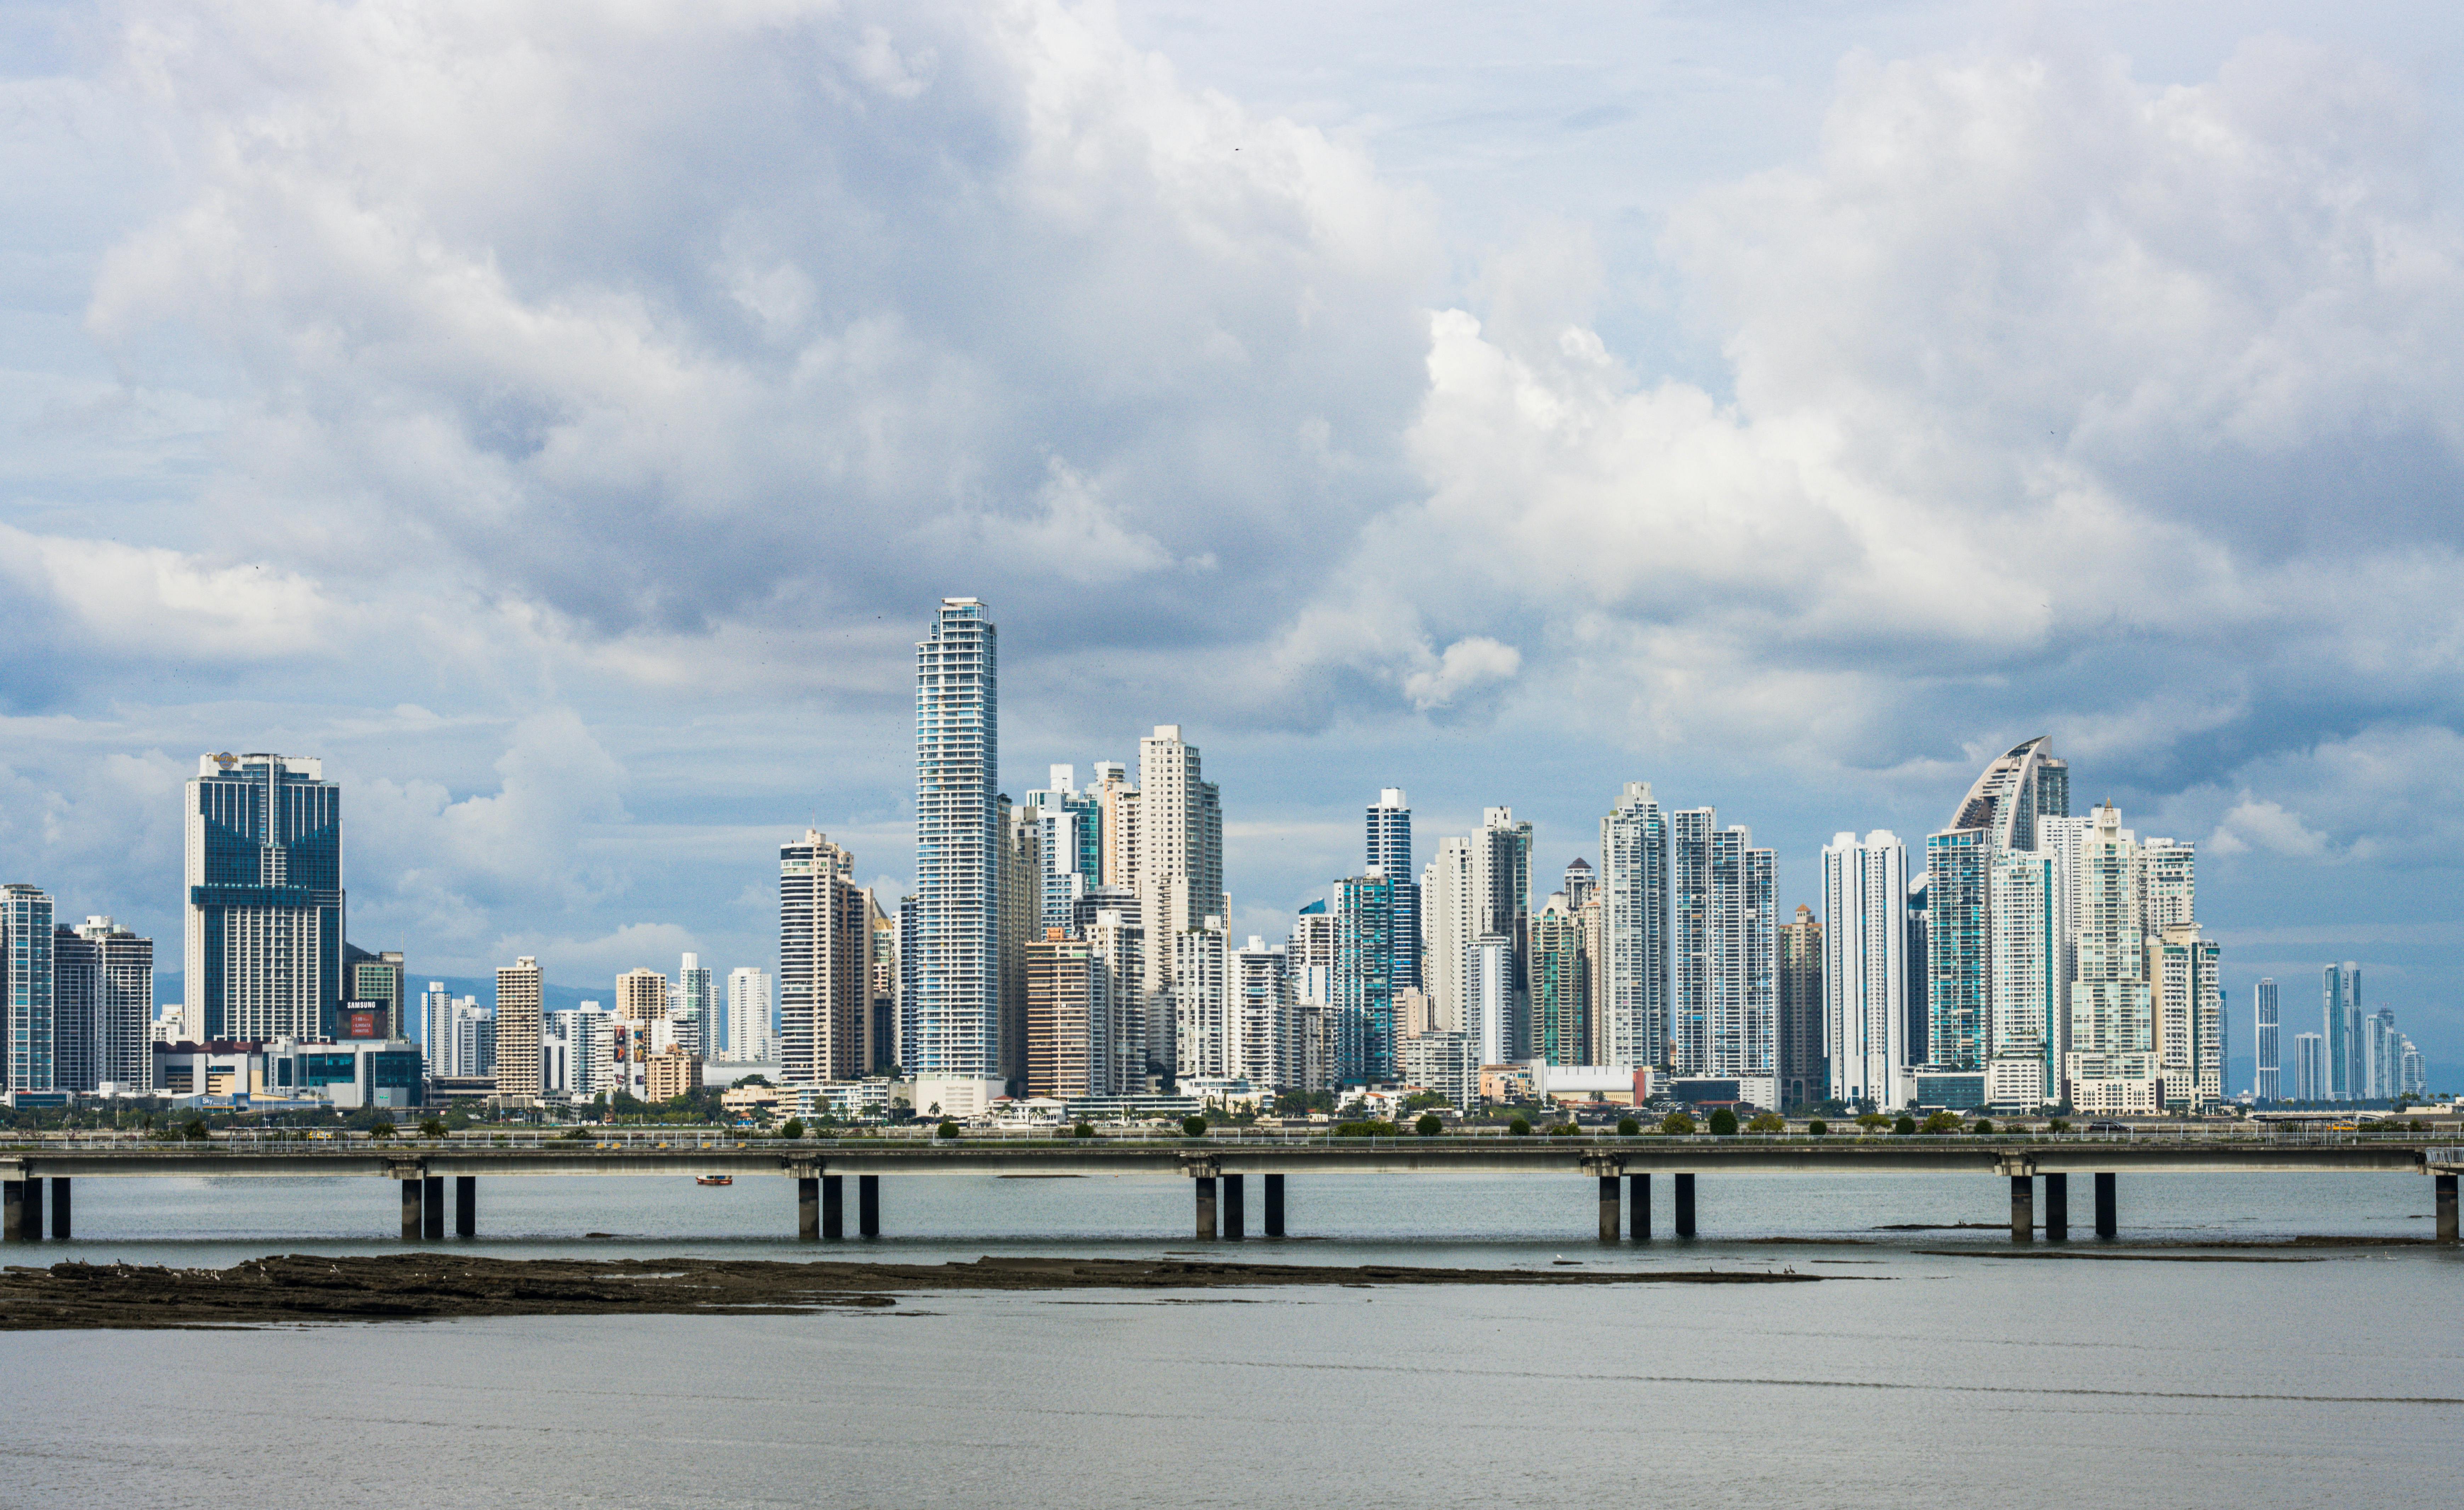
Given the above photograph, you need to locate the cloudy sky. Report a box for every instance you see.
[4,0,2459,1077]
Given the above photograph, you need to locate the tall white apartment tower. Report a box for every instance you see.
[1821,831,1907,1109]
[1599,782,1669,1070]
[726,967,774,1063]
[781,830,868,1084]
[2322,963,2361,1102]
[1420,837,1475,1034]
[914,598,999,1076]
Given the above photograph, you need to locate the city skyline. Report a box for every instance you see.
[1,3,2459,1086]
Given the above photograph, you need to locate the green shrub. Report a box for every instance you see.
[1181,1115,1208,1138]
[780,1118,805,1140]
[1415,1113,1442,1137]
[1660,1111,1696,1135]
[1857,1113,1892,1132]
[419,1117,447,1139]
[1745,1112,1786,1133]
[2046,1119,2070,1134]
[367,1121,394,1140]
[1617,1116,1641,1136]
[1708,1108,1739,1137]
[1508,1116,1533,1136]
[1970,1117,1996,1135]
[1920,1110,1961,1134]
[1806,1119,1829,1136]
[1894,1115,1918,1135]
[1073,1122,1096,1139]
[1549,1123,1580,1138]
[937,1120,961,1140]
[1335,1119,1400,1137]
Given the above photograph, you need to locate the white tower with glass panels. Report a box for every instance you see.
[914,599,999,1076]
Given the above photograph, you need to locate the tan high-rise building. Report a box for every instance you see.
[495,956,544,1100]
[780,829,869,1086]
[1136,725,1224,999]
[1095,761,1139,890]
[1778,905,1823,1108]
[643,1043,701,1102]
[1027,928,1107,1100]
[615,968,668,1024]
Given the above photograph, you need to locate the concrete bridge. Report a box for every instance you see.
[1,1133,2456,1245]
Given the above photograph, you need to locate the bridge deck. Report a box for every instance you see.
[1,1138,2452,1180]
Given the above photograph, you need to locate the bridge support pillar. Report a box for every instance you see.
[2009,1175,2035,1243]
[797,1177,820,1241]
[1597,1175,1620,1241]
[1264,1174,1285,1237]
[2094,1172,2118,1239]
[2436,1172,2458,1244]
[423,1176,446,1241]
[49,1177,69,1241]
[1629,1173,1650,1240]
[454,1176,475,1238]
[822,1176,844,1241]
[2043,1173,2068,1242]
[400,1179,422,1240]
[1194,1176,1218,1240]
[1675,1174,1696,1237]
[0,1181,22,1242]
[858,1175,880,1237]
[1222,1174,1245,1240]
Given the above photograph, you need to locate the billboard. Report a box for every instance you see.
[339,1003,390,1040]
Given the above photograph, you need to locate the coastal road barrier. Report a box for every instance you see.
[0,1136,2456,1245]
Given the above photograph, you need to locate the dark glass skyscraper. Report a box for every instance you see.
[183,753,344,1042]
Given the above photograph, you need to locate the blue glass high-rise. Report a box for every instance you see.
[1366,788,1419,993]
[183,753,344,1042]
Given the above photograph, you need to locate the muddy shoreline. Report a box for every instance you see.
[0,1254,1831,1330]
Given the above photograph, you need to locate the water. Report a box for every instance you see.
[7,1171,2458,1507]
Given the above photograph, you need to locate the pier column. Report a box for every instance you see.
[858,1175,880,1237]
[422,1176,446,1241]
[2436,1172,2458,1244]
[454,1177,475,1238]
[48,1177,69,1241]
[1628,1173,1650,1240]
[1263,1174,1285,1237]
[1675,1174,1696,1237]
[1194,1175,1218,1240]
[1598,1175,1620,1241]
[0,1181,21,1242]
[2043,1173,2068,1242]
[1222,1174,1245,1240]
[22,1180,43,1241]
[797,1176,820,1241]
[2009,1175,2035,1243]
[2094,1172,2118,1239]
[822,1175,844,1241]
[400,1179,422,1240]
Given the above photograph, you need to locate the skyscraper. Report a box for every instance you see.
[1777,903,1822,1108]
[1332,873,1395,1083]
[2063,803,2161,1114]
[1023,766,1100,934]
[1599,782,1668,1070]
[1529,892,1588,1067]
[2,884,56,1092]
[347,947,405,1038]
[998,796,1041,1092]
[183,752,345,1042]
[1926,737,2069,1076]
[1670,809,1777,1099]
[1822,831,1908,1109]
[2254,978,2280,1101]
[495,956,543,1100]
[679,953,714,1049]
[2295,1032,2325,1102]
[726,966,773,1064]
[420,981,452,1068]
[1232,936,1293,1089]
[1137,724,1225,997]
[1367,789,1420,993]
[1420,835,1474,1037]
[2322,963,2362,1102]
[1173,917,1231,1081]
[914,597,1000,1077]
[616,968,668,1023]
[779,829,867,1085]
[1987,847,2058,1108]
[53,916,152,1092]
[2364,1007,2401,1101]
[1027,929,1107,1100]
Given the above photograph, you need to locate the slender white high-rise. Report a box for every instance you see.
[1599,782,1668,1069]
[726,967,774,1063]
[1821,831,1907,1109]
[914,598,999,1076]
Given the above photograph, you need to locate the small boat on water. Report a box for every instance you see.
[695,1175,733,1187]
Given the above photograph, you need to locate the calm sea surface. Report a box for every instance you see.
[7,1170,2458,1508]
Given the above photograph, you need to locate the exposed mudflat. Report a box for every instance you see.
[0,1253,1830,1330]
